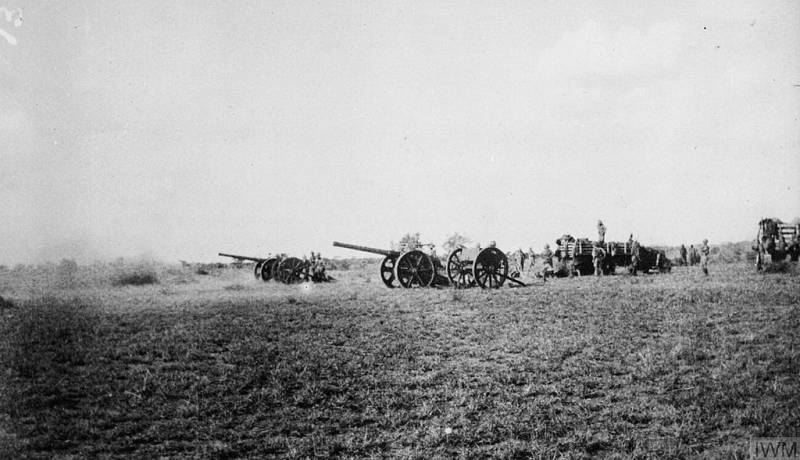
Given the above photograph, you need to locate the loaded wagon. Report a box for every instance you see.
[554,236,670,275]
[754,218,800,269]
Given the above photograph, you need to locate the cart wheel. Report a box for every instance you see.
[446,248,475,288]
[394,250,435,288]
[254,260,265,280]
[380,256,397,288]
[262,257,279,281]
[277,257,309,284]
[473,248,508,289]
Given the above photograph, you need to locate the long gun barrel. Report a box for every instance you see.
[218,252,265,262]
[332,241,400,258]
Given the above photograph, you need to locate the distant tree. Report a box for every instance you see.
[442,232,472,254]
[396,232,422,251]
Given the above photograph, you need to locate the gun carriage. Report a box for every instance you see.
[754,218,800,270]
[218,253,328,283]
[446,247,525,288]
[332,242,443,288]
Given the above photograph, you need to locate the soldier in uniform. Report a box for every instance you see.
[527,247,536,271]
[699,239,710,275]
[679,245,687,266]
[597,220,606,244]
[790,234,800,262]
[776,235,786,258]
[688,245,697,266]
[630,239,641,276]
[515,248,526,272]
[592,242,605,276]
[542,244,553,268]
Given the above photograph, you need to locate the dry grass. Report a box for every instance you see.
[0,261,798,458]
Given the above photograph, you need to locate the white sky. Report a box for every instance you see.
[1,1,799,263]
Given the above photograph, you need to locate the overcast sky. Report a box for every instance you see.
[1,1,799,264]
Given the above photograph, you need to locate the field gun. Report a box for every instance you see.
[218,252,282,281]
[446,246,525,288]
[332,241,442,288]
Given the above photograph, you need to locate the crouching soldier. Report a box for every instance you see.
[312,253,328,281]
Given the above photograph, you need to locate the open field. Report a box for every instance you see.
[1,261,798,458]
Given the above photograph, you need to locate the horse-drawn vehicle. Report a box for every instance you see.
[754,218,800,270]
[554,236,670,275]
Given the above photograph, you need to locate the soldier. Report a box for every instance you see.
[699,239,710,275]
[527,247,536,271]
[513,248,524,272]
[630,239,641,276]
[597,220,606,244]
[542,244,553,268]
[790,234,800,262]
[592,242,605,276]
[488,240,497,248]
[688,245,697,266]
[776,234,786,256]
[679,244,687,266]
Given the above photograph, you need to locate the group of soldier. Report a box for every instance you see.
[306,251,329,281]
[677,241,710,275]
[522,220,711,279]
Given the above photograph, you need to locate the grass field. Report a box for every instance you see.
[1,260,798,458]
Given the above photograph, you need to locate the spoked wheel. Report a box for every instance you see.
[277,257,310,284]
[473,248,508,289]
[380,256,397,288]
[446,248,475,288]
[254,260,265,280]
[394,250,435,288]
[261,257,279,281]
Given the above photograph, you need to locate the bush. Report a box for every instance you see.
[111,266,159,286]
[0,295,14,309]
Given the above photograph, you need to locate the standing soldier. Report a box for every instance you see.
[515,248,526,272]
[699,239,710,275]
[776,235,786,258]
[679,245,687,266]
[542,244,553,268]
[597,220,607,244]
[592,242,605,276]
[630,239,641,276]
[688,245,697,266]
[527,247,536,271]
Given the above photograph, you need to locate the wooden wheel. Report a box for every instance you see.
[380,256,397,288]
[394,250,435,288]
[254,260,265,280]
[473,248,508,289]
[261,257,279,281]
[277,257,310,284]
[446,248,475,288]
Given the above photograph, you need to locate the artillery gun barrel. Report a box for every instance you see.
[218,252,264,262]
[332,241,399,258]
